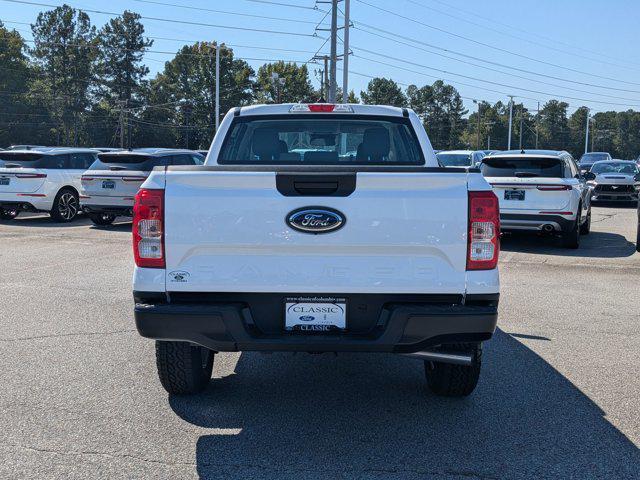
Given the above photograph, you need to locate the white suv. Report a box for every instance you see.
[0,147,98,222]
[80,149,204,225]
[481,150,592,248]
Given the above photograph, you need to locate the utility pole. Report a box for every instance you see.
[328,0,338,102]
[535,101,540,149]
[507,95,514,150]
[473,99,480,150]
[215,43,220,132]
[584,108,590,155]
[519,105,524,150]
[342,0,350,103]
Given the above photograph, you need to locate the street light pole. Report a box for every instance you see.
[342,0,350,103]
[507,95,514,150]
[328,0,338,102]
[473,99,480,150]
[584,108,590,155]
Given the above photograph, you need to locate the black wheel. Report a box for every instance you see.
[0,207,19,220]
[561,216,580,249]
[155,341,214,395]
[89,213,116,226]
[50,189,79,222]
[425,343,482,397]
[580,207,591,235]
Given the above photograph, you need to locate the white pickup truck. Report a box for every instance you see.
[133,103,500,398]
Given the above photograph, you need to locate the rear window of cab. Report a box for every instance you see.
[217,115,425,165]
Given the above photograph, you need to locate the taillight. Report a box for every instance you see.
[16,173,47,179]
[467,191,500,270]
[132,189,164,268]
[289,103,354,113]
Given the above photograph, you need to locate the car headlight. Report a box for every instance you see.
[587,181,597,186]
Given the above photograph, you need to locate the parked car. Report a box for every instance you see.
[588,160,640,203]
[481,150,591,248]
[579,152,612,172]
[436,150,486,168]
[80,148,204,225]
[132,103,500,397]
[0,147,98,221]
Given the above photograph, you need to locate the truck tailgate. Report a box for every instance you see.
[163,171,469,294]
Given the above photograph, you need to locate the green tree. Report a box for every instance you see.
[30,4,97,145]
[361,77,406,106]
[139,42,254,148]
[538,100,569,151]
[568,106,589,157]
[0,22,37,147]
[409,80,466,149]
[255,61,315,104]
[96,11,152,106]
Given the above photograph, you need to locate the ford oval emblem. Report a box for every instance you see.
[286,207,345,234]
[299,315,315,322]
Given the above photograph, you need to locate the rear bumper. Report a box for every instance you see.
[82,204,133,216]
[501,213,574,232]
[133,292,499,353]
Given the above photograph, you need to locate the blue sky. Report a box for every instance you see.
[2,0,640,115]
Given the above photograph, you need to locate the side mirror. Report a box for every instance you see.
[583,172,596,181]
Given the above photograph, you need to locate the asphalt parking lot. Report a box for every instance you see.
[0,206,639,480]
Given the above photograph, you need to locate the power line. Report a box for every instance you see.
[354,0,640,88]
[422,0,636,67]
[350,40,640,104]
[400,0,640,72]
[131,0,325,25]
[4,24,323,55]
[352,22,640,95]
[0,0,321,38]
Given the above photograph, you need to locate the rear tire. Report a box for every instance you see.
[50,188,79,222]
[155,341,214,395]
[89,213,116,226]
[561,215,580,249]
[579,207,591,235]
[425,343,482,397]
[0,207,19,220]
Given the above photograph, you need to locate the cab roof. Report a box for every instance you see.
[237,103,409,117]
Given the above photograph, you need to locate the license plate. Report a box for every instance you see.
[285,296,346,332]
[504,189,525,201]
[102,180,115,189]
[0,177,9,186]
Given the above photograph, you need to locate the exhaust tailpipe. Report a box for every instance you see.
[542,224,555,233]
[403,350,473,366]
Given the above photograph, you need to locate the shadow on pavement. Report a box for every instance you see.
[169,330,640,479]
[0,213,93,228]
[501,230,636,258]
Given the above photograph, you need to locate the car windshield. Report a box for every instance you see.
[591,162,638,174]
[436,153,472,167]
[218,116,424,165]
[580,153,609,164]
[481,157,563,178]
